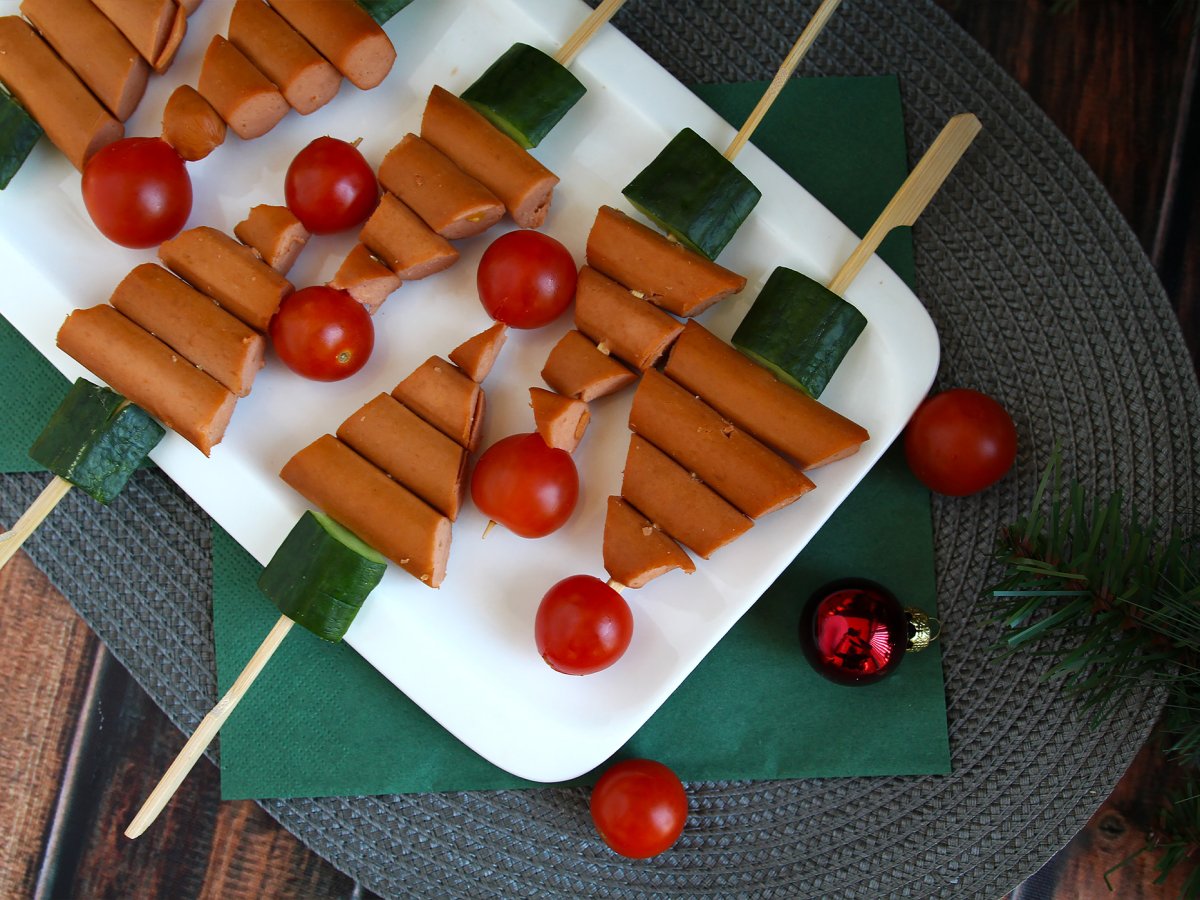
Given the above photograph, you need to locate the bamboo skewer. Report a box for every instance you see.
[124,613,295,839]
[0,476,73,571]
[724,0,844,162]
[555,0,628,67]
[827,113,982,295]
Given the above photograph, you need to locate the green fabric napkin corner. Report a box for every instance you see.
[0,76,951,799]
[212,75,950,799]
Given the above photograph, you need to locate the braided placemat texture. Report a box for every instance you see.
[3,0,1198,896]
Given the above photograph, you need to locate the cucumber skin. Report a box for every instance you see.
[354,0,416,25]
[27,379,164,503]
[460,43,585,149]
[0,89,44,191]
[622,127,761,260]
[732,267,867,398]
[258,511,387,643]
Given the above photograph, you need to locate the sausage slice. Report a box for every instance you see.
[0,16,123,170]
[664,320,869,469]
[603,496,694,590]
[586,205,747,317]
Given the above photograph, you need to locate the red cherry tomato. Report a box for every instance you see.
[284,136,378,234]
[269,286,374,381]
[535,574,633,675]
[476,230,577,328]
[81,137,191,248]
[590,758,687,858]
[904,388,1017,496]
[471,432,578,537]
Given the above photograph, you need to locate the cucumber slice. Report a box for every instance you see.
[731,267,867,398]
[28,378,164,503]
[354,0,417,24]
[622,127,761,260]
[460,43,585,149]
[258,511,387,642]
[0,87,43,190]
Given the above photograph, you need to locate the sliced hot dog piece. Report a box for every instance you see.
[228,0,341,116]
[109,263,265,397]
[448,322,507,383]
[159,226,293,333]
[266,0,395,90]
[0,16,123,170]
[92,0,185,72]
[234,204,310,275]
[57,305,236,456]
[378,133,505,240]
[281,434,451,587]
[541,329,637,402]
[603,496,694,590]
[337,393,468,521]
[621,434,752,559]
[198,34,289,141]
[20,0,149,123]
[529,387,589,454]
[586,205,747,317]
[665,320,869,469]
[574,265,683,371]
[161,84,226,161]
[629,370,814,519]
[359,192,458,280]
[392,356,484,451]
[328,243,400,314]
[421,85,558,229]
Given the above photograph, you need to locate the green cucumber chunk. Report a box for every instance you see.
[354,0,417,25]
[460,43,585,149]
[0,87,44,190]
[622,127,761,260]
[27,378,164,503]
[258,511,387,643]
[731,267,867,398]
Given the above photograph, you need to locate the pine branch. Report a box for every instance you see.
[987,453,1200,888]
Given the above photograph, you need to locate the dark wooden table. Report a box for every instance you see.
[2,2,1197,897]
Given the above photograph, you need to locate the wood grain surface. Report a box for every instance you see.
[1,2,1197,898]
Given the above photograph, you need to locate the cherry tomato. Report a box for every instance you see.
[269,286,374,381]
[904,388,1017,496]
[81,137,191,248]
[284,136,378,234]
[535,574,633,675]
[471,432,578,537]
[477,231,577,328]
[590,758,687,858]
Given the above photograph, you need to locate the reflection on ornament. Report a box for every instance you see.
[798,578,934,685]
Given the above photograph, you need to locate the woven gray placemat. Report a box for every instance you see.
[4,0,1197,896]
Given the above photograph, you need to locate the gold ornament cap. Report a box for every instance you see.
[904,608,936,653]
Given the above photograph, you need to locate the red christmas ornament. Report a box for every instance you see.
[798,578,933,685]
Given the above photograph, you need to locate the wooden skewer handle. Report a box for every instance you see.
[124,614,295,839]
[0,475,72,571]
[555,0,627,66]
[827,113,982,295]
[724,0,844,161]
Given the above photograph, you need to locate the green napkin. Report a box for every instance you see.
[0,77,951,799]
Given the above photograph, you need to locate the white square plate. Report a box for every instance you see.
[0,0,938,782]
